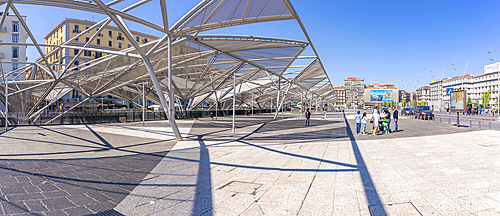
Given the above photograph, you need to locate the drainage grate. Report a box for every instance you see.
[218,180,262,194]
[369,202,422,216]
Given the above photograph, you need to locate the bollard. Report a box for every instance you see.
[448,118,451,124]
[470,120,472,128]
[440,118,442,123]
[479,121,481,129]
[489,122,491,130]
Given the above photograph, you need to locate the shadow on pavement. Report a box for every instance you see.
[343,115,387,216]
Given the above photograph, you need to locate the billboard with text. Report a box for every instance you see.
[370,90,393,102]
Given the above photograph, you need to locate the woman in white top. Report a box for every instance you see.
[372,110,380,135]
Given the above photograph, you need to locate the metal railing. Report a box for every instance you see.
[0,109,277,127]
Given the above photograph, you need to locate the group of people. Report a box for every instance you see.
[355,106,399,135]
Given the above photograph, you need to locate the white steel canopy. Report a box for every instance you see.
[0,0,337,140]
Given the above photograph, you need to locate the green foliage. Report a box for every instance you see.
[412,100,417,106]
[417,102,422,105]
[482,92,491,107]
[467,97,472,105]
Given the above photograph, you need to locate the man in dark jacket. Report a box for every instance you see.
[305,108,311,126]
[392,106,399,132]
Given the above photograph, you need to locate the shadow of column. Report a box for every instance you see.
[343,115,387,216]
[192,136,213,215]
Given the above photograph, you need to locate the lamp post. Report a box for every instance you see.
[232,73,236,133]
[489,46,499,117]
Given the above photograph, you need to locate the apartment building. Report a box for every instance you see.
[0,12,27,80]
[344,78,364,106]
[472,72,500,106]
[332,86,345,107]
[416,86,430,103]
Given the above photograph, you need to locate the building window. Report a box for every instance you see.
[12,34,18,43]
[108,30,112,37]
[73,25,79,33]
[84,50,91,56]
[143,38,148,43]
[86,26,89,30]
[12,21,18,32]
[127,44,131,48]
[118,42,122,48]
[86,37,90,43]
[74,49,78,55]
[96,38,101,45]
[75,37,79,42]
[95,52,102,58]
[12,63,18,71]
[108,41,112,47]
[12,46,18,58]
[136,36,139,42]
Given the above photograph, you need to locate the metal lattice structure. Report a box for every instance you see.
[0,0,336,140]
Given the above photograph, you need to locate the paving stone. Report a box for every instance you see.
[85,200,116,213]
[42,197,76,211]
[42,190,69,198]
[2,201,30,214]
[37,184,60,192]
[66,195,97,206]
[1,187,27,195]
[24,200,49,212]
[43,209,69,216]
[7,193,45,202]
[63,206,94,216]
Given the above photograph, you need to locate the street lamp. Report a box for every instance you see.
[489,46,499,117]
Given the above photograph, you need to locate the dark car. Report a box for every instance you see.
[414,105,434,120]
[402,107,413,116]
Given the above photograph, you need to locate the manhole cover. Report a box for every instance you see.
[369,202,421,216]
[218,181,262,194]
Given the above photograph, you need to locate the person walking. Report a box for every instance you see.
[305,108,311,126]
[393,106,398,132]
[355,111,362,134]
[361,112,367,135]
[372,109,380,135]
[323,109,327,120]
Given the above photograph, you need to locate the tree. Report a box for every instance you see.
[482,92,491,107]
[412,100,417,106]
[467,97,472,105]
[417,101,422,105]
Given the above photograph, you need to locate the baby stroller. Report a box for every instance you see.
[379,119,388,134]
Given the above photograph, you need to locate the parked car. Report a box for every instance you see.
[402,107,413,116]
[414,105,434,120]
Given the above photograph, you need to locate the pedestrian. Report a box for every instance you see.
[361,112,367,135]
[323,109,327,120]
[355,111,362,134]
[305,108,311,126]
[372,109,380,135]
[393,106,398,132]
[385,109,391,133]
[210,111,214,120]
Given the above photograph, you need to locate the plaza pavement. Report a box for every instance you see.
[1,113,500,215]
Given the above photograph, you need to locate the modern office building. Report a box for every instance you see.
[0,12,27,80]
[332,86,345,107]
[344,77,364,107]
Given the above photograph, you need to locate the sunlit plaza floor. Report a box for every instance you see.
[1,113,500,215]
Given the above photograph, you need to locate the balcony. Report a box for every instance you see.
[73,29,81,33]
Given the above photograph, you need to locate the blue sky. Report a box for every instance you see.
[9,0,500,91]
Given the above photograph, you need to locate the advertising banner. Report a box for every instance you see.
[450,90,466,112]
[370,90,393,102]
[290,99,301,114]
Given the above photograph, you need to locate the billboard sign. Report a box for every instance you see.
[484,62,500,74]
[370,90,393,102]
[450,90,466,112]
[446,88,454,95]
